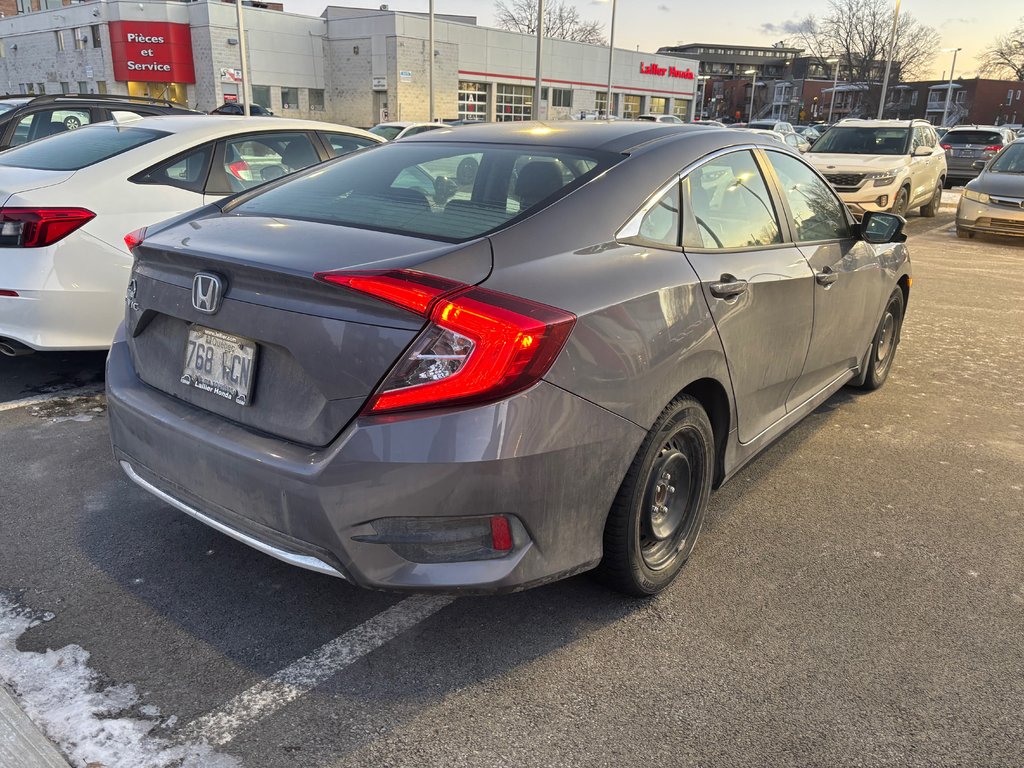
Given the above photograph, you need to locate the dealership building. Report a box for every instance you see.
[0,1,698,127]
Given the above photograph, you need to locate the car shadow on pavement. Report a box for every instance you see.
[0,351,107,401]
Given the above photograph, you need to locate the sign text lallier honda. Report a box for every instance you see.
[109,21,195,83]
[639,62,695,80]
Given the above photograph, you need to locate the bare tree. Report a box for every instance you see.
[783,0,939,83]
[494,0,606,45]
[980,20,1024,80]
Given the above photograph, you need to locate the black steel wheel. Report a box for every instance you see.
[858,288,904,391]
[595,395,714,596]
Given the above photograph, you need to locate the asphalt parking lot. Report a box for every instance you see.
[1,206,1022,768]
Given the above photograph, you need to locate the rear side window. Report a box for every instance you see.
[222,132,320,191]
[133,144,213,193]
[322,132,379,157]
[229,142,616,242]
[0,125,167,170]
[683,150,782,249]
[944,131,1002,146]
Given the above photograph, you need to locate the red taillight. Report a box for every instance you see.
[0,290,18,297]
[0,208,95,248]
[940,143,952,151]
[317,269,576,414]
[227,160,251,180]
[124,227,147,252]
[983,145,1002,153]
[490,516,513,551]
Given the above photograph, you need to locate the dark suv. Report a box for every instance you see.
[0,93,200,150]
[210,102,274,116]
[940,125,1018,184]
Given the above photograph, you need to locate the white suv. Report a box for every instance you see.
[806,119,947,218]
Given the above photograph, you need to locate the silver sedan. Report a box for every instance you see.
[956,138,1024,239]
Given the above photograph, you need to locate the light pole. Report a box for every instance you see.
[696,75,708,121]
[744,68,757,122]
[940,47,961,128]
[877,0,902,119]
[234,0,251,115]
[428,0,435,122]
[826,56,840,123]
[533,0,545,120]
[604,0,616,119]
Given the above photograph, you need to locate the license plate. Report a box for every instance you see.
[181,326,258,406]
[953,149,978,158]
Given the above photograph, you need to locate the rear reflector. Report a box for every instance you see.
[124,227,147,252]
[490,516,513,551]
[0,208,95,248]
[317,269,576,414]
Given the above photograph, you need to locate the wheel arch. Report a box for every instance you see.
[680,377,731,488]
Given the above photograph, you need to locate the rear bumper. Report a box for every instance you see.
[106,334,645,593]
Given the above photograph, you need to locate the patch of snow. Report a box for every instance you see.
[0,594,239,768]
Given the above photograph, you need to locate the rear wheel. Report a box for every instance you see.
[857,288,904,391]
[595,396,714,596]
[920,179,942,217]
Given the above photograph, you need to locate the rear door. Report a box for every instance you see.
[681,147,814,443]
[760,149,881,407]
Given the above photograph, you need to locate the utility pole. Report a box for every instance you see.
[877,0,901,119]
[235,0,251,115]
[827,57,840,123]
[534,0,545,120]
[605,0,616,119]
[940,47,961,128]
[428,0,435,121]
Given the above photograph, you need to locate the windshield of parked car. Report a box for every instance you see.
[0,125,168,170]
[988,143,1024,173]
[0,102,20,114]
[369,125,404,141]
[943,130,1002,146]
[748,121,777,130]
[810,127,911,155]
[229,141,618,242]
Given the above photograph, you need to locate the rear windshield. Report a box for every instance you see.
[810,127,910,155]
[230,142,617,242]
[990,143,1024,173]
[369,125,403,141]
[0,125,167,170]
[748,121,776,130]
[943,130,1002,146]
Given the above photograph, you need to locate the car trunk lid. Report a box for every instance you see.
[127,214,492,447]
[0,167,77,207]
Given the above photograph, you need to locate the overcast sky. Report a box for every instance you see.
[283,0,1016,80]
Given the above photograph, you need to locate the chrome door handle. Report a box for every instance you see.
[815,268,838,287]
[709,275,748,299]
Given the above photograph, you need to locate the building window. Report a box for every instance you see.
[74,29,86,50]
[910,91,918,105]
[16,0,30,12]
[595,91,609,117]
[91,25,102,48]
[56,31,65,52]
[308,88,325,111]
[673,99,690,118]
[550,88,572,108]
[96,81,107,94]
[77,81,88,94]
[281,87,299,110]
[621,94,642,119]
[36,83,45,95]
[24,83,33,95]
[60,82,70,94]
[251,85,271,108]
[1008,90,1014,107]
[495,83,533,121]
[649,96,668,114]
[458,81,487,121]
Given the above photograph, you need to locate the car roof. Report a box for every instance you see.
[376,121,436,128]
[399,120,726,153]
[836,119,923,128]
[91,114,380,142]
[944,125,1006,132]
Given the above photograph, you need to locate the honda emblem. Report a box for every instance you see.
[192,273,224,314]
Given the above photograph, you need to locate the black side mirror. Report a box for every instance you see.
[861,211,907,244]
[972,160,987,171]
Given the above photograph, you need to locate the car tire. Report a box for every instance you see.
[891,187,910,217]
[956,226,974,239]
[857,288,904,391]
[595,395,714,597]
[63,116,82,130]
[920,180,942,217]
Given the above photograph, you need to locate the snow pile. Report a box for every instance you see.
[0,594,240,768]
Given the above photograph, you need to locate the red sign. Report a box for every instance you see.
[109,21,195,83]
[639,62,695,80]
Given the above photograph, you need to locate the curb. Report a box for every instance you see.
[0,682,71,768]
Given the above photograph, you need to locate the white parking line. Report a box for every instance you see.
[0,387,104,413]
[182,594,454,747]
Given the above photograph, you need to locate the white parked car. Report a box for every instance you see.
[368,121,449,141]
[806,119,947,218]
[0,115,381,353]
[746,120,796,135]
[635,114,684,124]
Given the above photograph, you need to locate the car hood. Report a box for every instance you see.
[970,172,1024,197]
[0,167,76,206]
[806,154,907,172]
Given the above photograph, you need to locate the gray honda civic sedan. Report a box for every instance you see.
[107,121,911,596]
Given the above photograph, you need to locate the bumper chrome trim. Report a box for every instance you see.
[120,460,346,580]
